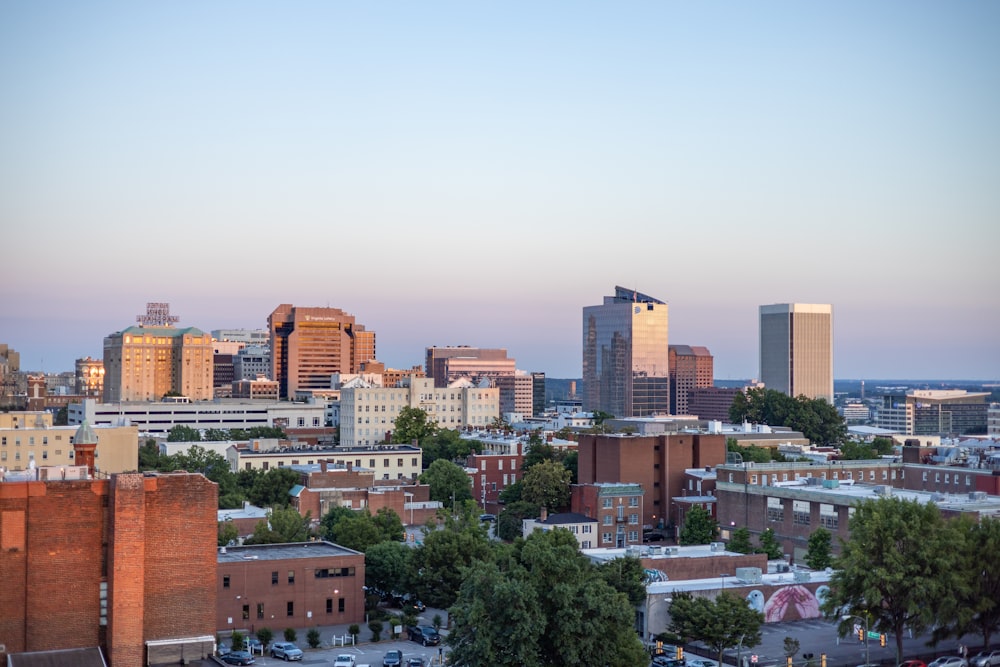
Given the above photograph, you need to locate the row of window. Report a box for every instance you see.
[602,497,639,508]
[2,435,65,446]
[731,469,899,485]
[0,450,70,462]
[236,598,346,620]
[223,567,357,590]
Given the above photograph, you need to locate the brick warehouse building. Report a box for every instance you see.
[577,433,726,531]
[0,471,218,666]
[216,542,365,635]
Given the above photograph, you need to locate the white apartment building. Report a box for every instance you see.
[340,377,499,447]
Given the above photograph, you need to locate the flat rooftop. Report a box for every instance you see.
[217,541,360,563]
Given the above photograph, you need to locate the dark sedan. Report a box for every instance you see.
[222,651,255,665]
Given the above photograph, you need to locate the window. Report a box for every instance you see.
[288,570,295,584]
[602,532,612,543]
[603,498,613,509]
[498,459,504,471]
[411,458,417,467]
[629,514,638,524]
[629,497,638,507]
[397,458,403,467]
[383,458,389,467]
[750,474,758,485]
[793,500,810,526]
[820,503,838,529]
[257,603,264,619]
[272,571,279,585]
[223,575,230,589]
[369,459,375,467]
[327,598,333,614]
[767,497,784,522]
[242,605,250,620]
[603,515,613,525]
[339,598,345,613]
[287,601,294,617]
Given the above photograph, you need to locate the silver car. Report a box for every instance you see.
[969,652,1000,667]
[928,657,968,667]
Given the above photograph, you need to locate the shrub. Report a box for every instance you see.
[307,627,321,649]
[284,627,297,642]
[256,627,273,648]
[369,619,384,642]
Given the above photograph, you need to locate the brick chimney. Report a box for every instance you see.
[72,420,99,477]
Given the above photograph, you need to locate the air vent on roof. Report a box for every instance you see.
[793,570,811,583]
[666,546,679,556]
[710,542,726,552]
[736,567,762,584]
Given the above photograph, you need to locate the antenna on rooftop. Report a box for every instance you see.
[137,302,179,327]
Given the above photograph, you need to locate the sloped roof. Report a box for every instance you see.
[8,647,107,667]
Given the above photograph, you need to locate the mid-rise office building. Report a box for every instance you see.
[531,372,546,417]
[103,303,214,402]
[668,345,713,415]
[495,372,534,418]
[425,346,516,388]
[340,377,499,446]
[877,390,989,436]
[234,345,271,381]
[75,356,105,398]
[759,303,833,403]
[269,304,375,398]
[583,286,669,418]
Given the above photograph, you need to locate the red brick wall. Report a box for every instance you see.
[108,473,146,667]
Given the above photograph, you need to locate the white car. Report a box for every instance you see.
[928,659,967,667]
[334,655,357,667]
[688,659,719,667]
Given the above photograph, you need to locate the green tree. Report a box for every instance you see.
[932,515,1000,649]
[871,437,895,455]
[409,515,492,610]
[268,506,312,542]
[138,439,165,470]
[419,458,472,504]
[248,467,300,508]
[729,388,846,445]
[368,619,384,642]
[497,500,539,542]
[497,479,523,505]
[329,510,383,552]
[391,407,437,444]
[372,507,405,543]
[319,506,356,541]
[803,528,833,570]
[167,424,202,442]
[419,428,481,469]
[757,528,783,559]
[783,637,800,660]
[283,628,297,642]
[255,627,273,649]
[218,521,239,547]
[679,505,718,545]
[203,428,230,441]
[727,527,754,554]
[54,406,69,426]
[306,627,321,649]
[821,496,964,662]
[230,630,245,651]
[520,459,571,512]
[669,591,764,665]
[365,540,413,595]
[597,556,647,607]
[838,440,878,460]
[447,529,647,667]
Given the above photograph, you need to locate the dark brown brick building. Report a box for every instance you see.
[0,471,218,666]
[577,433,727,531]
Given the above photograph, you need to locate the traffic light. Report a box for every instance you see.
[857,627,865,642]
[655,641,664,656]
[676,647,684,660]
[880,634,886,647]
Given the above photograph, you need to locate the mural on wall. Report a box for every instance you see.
[644,568,669,583]
[746,585,826,622]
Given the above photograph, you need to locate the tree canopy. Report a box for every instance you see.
[729,387,846,445]
[391,406,438,444]
[447,529,648,667]
[804,528,833,570]
[520,459,572,512]
[679,505,718,545]
[419,458,473,504]
[821,496,965,661]
[668,591,764,665]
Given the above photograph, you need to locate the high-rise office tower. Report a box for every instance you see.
[269,304,375,398]
[668,345,713,415]
[583,286,669,418]
[103,303,214,402]
[759,303,833,403]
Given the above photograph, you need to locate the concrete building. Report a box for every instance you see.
[339,377,499,447]
[759,303,833,403]
[531,372,546,417]
[212,329,269,346]
[234,345,272,381]
[0,343,22,408]
[232,376,280,400]
[226,441,422,481]
[668,345,713,416]
[877,389,989,436]
[577,433,726,532]
[425,346,516,388]
[0,416,138,474]
[269,304,376,399]
[687,386,743,421]
[0,470,218,666]
[69,398,326,436]
[216,542,365,636]
[495,372,534,419]
[103,303,214,402]
[583,286,669,418]
[990,403,1000,437]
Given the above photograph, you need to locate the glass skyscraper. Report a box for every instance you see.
[583,286,669,418]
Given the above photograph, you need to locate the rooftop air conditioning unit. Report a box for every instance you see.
[969,491,987,502]
[735,567,762,584]
[666,547,679,556]
[649,546,663,555]
[873,485,891,496]
[710,542,726,552]
[776,563,790,573]
[793,570,811,583]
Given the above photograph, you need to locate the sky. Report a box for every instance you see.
[1,2,998,381]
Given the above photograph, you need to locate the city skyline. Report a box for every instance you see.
[2,2,998,381]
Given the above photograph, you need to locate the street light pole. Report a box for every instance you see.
[843,613,870,667]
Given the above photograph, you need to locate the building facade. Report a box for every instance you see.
[583,286,669,418]
[269,304,375,399]
[216,542,365,636]
[495,372,534,418]
[688,386,743,421]
[668,345,714,416]
[339,377,499,447]
[571,482,645,548]
[103,304,214,402]
[0,471,218,666]
[424,346,516,388]
[577,433,726,531]
[759,303,833,403]
[0,418,139,473]
[467,450,523,512]
[877,390,989,436]
[75,357,105,398]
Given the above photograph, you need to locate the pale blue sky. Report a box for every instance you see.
[1,2,998,380]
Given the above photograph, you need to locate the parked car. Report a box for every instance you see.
[900,661,927,667]
[969,652,1000,667]
[480,513,496,522]
[653,658,685,667]
[334,655,357,667]
[688,659,719,667]
[928,658,968,667]
[383,649,404,666]
[407,659,426,667]
[270,641,304,661]
[217,642,231,657]
[407,625,441,646]
[245,638,263,654]
[222,651,255,665]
